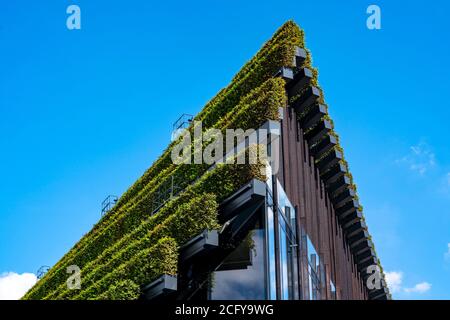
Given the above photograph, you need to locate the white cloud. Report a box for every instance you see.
[0,272,37,300]
[385,270,431,296]
[396,141,436,175]
[396,142,450,197]
[404,282,431,294]
[385,271,403,293]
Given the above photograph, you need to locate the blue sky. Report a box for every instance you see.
[0,0,449,299]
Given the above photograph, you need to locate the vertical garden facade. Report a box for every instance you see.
[23,21,390,301]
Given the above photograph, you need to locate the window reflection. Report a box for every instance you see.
[307,237,321,300]
[209,210,267,300]
[205,166,322,301]
[266,201,277,300]
[330,280,336,300]
[276,180,299,300]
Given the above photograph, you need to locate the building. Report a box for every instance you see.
[23,21,390,301]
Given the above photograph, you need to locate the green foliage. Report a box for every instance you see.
[25,22,296,300]
[26,148,265,299]
[97,280,141,300]
[23,78,280,300]
[114,21,302,211]
[51,194,219,299]
[76,237,178,300]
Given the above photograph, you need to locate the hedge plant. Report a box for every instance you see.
[97,279,141,300]
[50,193,219,300]
[114,21,302,209]
[76,237,178,300]
[73,148,264,300]
[26,145,265,299]
[25,21,304,300]
[23,77,283,300]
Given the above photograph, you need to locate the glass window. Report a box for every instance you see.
[276,180,299,300]
[208,208,267,300]
[276,180,295,227]
[266,199,277,300]
[208,165,301,301]
[330,280,336,300]
[307,237,321,300]
[266,159,273,193]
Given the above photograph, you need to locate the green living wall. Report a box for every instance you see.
[23,20,388,300]
[23,21,302,300]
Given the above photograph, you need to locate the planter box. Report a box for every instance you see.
[357,253,378,272]
[275,67,294,81]
[316,149,342,173]
[304,120,332,146]
[336,198,359,217]
[292,86,321,114]
[355,248,375,264]
[347,229,368,246]
[344,219,367,237]
[350,238,372,255]
[300,104,327,131]
[321,161,347,185]
[327,175,351,197]
[340,210,363,228]
[333,188,356,209]
[358,256,378,272]
[294,46,307,67]
[287,67,313,95]
[220,179,266,221]
[142,274,177,300]
[179,229,219,263]
[369,287,390,300]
